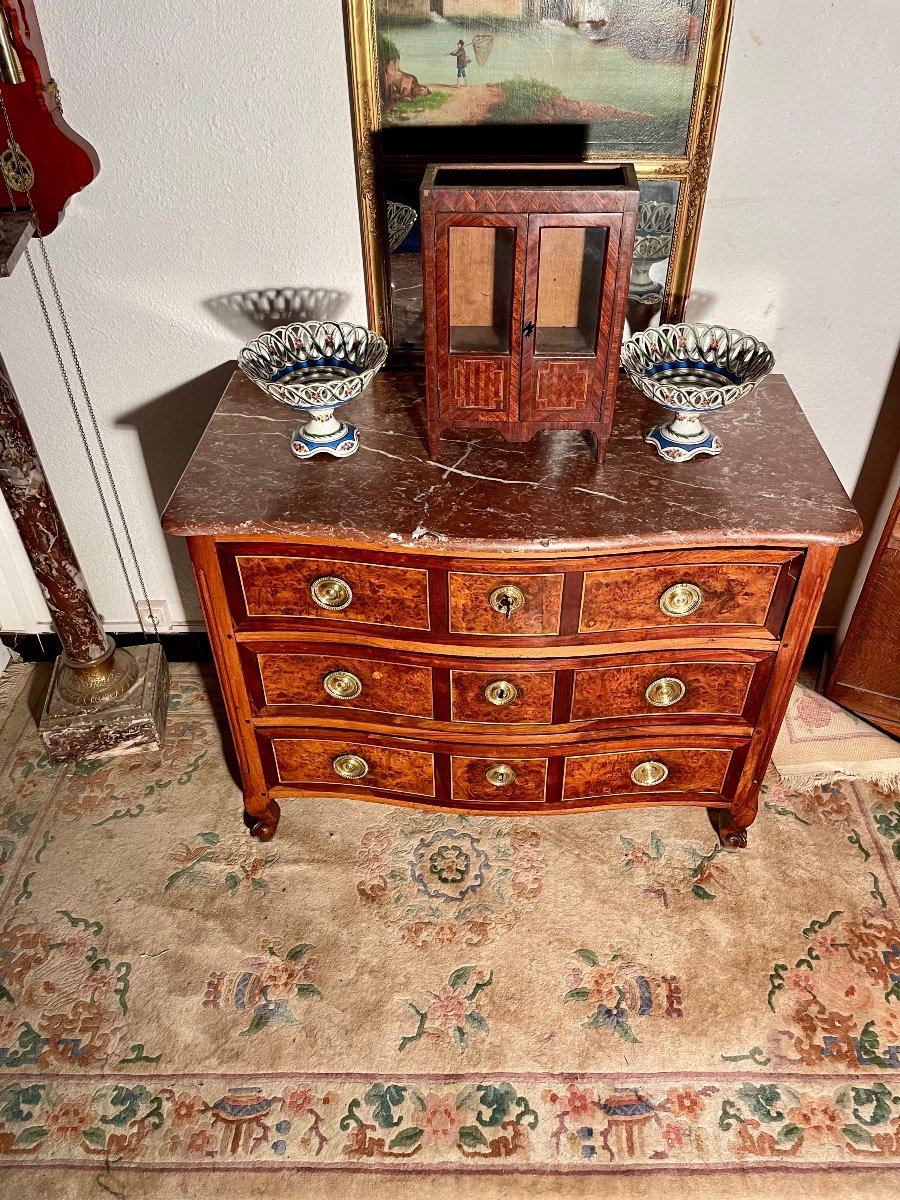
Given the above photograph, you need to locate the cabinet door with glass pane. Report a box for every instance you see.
[434,213,527,425]
[519,214,623,426]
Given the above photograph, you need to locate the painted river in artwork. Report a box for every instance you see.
[381,16,699,154]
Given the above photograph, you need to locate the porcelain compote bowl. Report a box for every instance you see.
[621,322,774,462]
[239,321,388,460]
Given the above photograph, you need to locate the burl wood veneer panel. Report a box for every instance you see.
[272,738,435,798]
[258,653,433,718]
[236,555,430,630]
[571,659,760,723]
[448,572,564,635]
[450,669,555,724]
[579,561,790,635]
[451,755,549,804]
[563,747,734,800]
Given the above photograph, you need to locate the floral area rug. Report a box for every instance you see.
[1,664,900,1199]
[772,684,900,794]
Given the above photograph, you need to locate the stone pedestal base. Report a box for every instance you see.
[40,642,169,763]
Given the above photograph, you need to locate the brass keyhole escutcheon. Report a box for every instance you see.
[645,676,686,708]
[630,760,669,787]
[484,679,518,707]
[332,753,369,780]
[485,763,517,787]
[323,670,362,700]
[310,575,353,611]
[489,584,526,620]
[658,582,703,618]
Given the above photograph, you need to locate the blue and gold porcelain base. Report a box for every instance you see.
[644,412,723,463]
[290,408,358,460]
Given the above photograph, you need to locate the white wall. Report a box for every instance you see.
[1,1,898,635]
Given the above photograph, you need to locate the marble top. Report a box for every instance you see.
[162,370,861,554]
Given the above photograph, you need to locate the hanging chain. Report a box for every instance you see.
[0,91,158,638]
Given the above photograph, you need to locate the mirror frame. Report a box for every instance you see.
[344,1,734,347]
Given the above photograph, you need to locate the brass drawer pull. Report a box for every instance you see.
[631,760,669,787]
[645,676,686,707]
[484,679,518,707]
[332,753,369,780]
[310,575,353,611]
[658,582,702,618]
[485,763,517,787]
[323,670,362,700]
[489,584,525,620]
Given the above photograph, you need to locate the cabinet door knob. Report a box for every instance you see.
[484,679,518,707]
[645,676,686,707]
[332,753,369,780]
[658,582,702,618]
[489,584,526,620]
[631,760,669,787]
[323,670,363,700]
[310,575,353,611]
[485,763,517,787]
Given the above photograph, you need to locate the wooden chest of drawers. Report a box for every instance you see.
[162,370,861,849]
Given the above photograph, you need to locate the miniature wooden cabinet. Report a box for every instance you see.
[162,369,861,850]
[420,164,638,461]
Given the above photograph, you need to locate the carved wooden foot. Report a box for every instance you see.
[248,799,280,841]
[712,808,748,851]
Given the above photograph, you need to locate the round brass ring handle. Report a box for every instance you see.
[332,753,369,781]
[658,582,703,618]
[323,670,363,700]
[489,584,526,620]
[631,760,669,787]
[484,679,519,707]
[645,676,686,708]
[310,575,353,611]
[485,763,517,787]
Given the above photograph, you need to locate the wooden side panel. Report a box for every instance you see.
[273,738,435,798]
[563,747,735,800]
[580,559,797,635]
[571,659,761,722]
[257,652,434,718]
[236,555,430,630]
[448,571,564,635]
[450,669,555,724]
[451,755,549,804]
[826,481,900,735]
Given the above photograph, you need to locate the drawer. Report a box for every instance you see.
[451,755,549,804]
[257,652,433,719]
[271,737,435,798]
[448,571,564,636]
[450,669,555,724]
[579,556,799,636]
[563,746,736,801]
[571,655,769,724]
[235,554,430,630]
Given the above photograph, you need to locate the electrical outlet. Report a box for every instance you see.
[137,601,171,633]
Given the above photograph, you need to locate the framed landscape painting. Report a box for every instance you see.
[345,1,734,355]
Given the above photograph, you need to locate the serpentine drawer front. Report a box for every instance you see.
[163,368,861,846]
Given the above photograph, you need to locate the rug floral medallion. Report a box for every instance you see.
[1,665,900,1191]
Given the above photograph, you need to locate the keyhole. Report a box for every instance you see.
[523,321,534,338]
[498,594,513,620]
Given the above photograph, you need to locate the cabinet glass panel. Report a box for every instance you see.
[448,226,514,354]
[535,226,608,356]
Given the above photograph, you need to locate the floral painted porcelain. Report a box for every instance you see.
[238,321,388,460]
[621,322,774,462]
[629,201,675,306]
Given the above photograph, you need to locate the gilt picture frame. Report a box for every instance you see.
[344,1,734,355]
